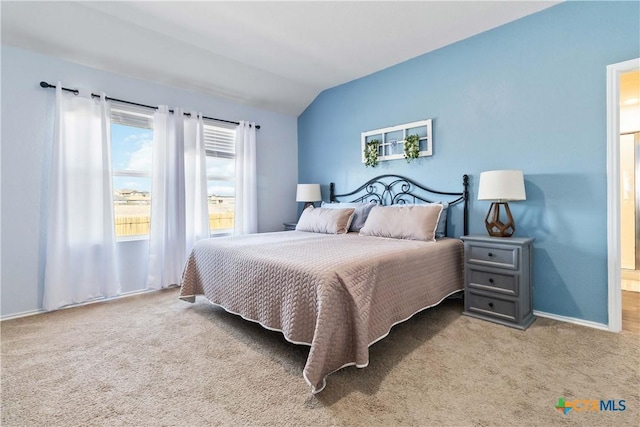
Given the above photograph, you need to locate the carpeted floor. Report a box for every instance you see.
[1,287,638,426]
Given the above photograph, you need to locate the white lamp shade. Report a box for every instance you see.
[296,184,321,202]
[477,170,526,201]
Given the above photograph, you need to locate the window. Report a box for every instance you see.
[204,121,236,234]
[110,103,154,239]
[109,105,236,238]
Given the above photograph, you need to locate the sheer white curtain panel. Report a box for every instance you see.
[234,121,258,234]
[146,106,187,289]
[43,83,120,311]
[184,112,210,253]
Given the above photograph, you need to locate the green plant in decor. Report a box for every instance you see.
[364,139,380,167]
[404,134,420,163]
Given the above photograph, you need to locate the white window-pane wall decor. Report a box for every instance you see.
[361,118,433,164]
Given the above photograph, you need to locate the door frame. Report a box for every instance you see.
[607,57,640,332]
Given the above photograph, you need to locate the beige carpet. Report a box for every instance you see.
[1,288,638,426]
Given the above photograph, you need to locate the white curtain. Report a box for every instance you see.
[43,83,120,311]
[147,108,210,289]
[234,121,258,234]
[146,106,187,289]
[184,112,210,253]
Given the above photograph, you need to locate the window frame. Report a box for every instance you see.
[110,102,155,242]
[108,105,238,240]
[203,120,236,237]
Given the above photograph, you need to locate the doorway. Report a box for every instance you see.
[620,130,640,333]
[607,58,640,333]
[620,71,640,333]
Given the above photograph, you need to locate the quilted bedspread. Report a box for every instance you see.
[179,231,463,393]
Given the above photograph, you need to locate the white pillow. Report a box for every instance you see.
[420,202,449,238]
[295,206,356,234]
[359,204,443,242]
[320,201,376,232]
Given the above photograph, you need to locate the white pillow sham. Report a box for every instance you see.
[320,201,376,232]
[358,204,443,242]
[419,201,449,238]
[295,206,356,234]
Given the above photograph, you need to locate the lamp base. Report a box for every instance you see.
[303,202,315,210]
[484,202,516,237]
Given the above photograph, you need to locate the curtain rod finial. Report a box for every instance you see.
[40,81,51,88]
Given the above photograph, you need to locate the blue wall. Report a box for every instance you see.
[298,1,640,325]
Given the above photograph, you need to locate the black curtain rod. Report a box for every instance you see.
[39,81,260,129]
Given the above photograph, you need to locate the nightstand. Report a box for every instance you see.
[461,235,535,330]
[283,222,297,231]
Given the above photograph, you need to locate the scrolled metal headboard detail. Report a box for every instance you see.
[329,174,469,236]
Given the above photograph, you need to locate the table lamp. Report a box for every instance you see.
[296,184,321,210]
[477,170,526,237]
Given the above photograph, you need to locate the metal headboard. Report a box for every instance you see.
[329,174,469,236]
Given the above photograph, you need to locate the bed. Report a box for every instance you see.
[179,174,469,393]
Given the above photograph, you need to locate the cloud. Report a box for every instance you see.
[208,184,235,197]
[126,139,153,171]
[113,176,151,192]
[124,133,150,143]
[206,156,234,178]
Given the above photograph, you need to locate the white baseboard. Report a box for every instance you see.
[0,308,44,321]
[3,291,613,333]
[622,279,640,292]
[621,269,640,281]
[0,287,170,321]
[533,310,610,332]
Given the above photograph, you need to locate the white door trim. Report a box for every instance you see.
[606,57,640,333]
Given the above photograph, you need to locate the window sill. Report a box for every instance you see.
[116,231,232,243]
[117,235,149,243]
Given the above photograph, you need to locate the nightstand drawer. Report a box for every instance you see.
[467,244,518,270]
[466,292,517,322]
[462,236,534,330]
[468,269,518,296]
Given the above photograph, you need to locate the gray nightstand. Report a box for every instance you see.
[461,235,535,330]
[283,222,297,231]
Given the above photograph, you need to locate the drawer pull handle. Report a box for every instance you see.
[488,252,494,257]
[488,302,494,308]
[488,278,494,283]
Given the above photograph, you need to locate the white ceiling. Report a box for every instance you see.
[1,1,559,116]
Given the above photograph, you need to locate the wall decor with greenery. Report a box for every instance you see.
[364,139,380,167]
[403,134,420,163]
[361,119,432,166]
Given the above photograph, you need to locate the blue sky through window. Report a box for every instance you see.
[112,124,152,192]
[111,124,235,198]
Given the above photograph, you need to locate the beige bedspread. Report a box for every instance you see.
[179,231,463,393]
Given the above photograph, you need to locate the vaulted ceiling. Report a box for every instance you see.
[1,1,559,115]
